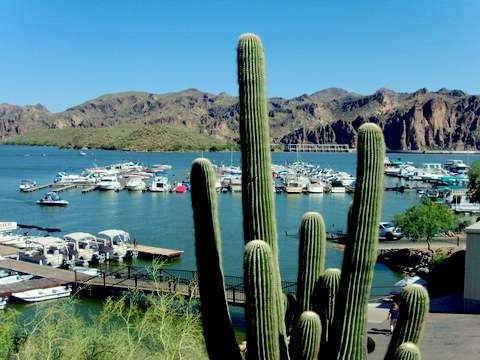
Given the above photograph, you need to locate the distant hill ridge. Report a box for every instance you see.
[2,87,480,151]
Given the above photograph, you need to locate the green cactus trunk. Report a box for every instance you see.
[237,33,288,358]
[313,268,341,349]
[289,311,322,360]
[190,158,241,360]
[330,123,385,359]
[296,212,326,313]
[244,240,280,360]
[385,284,429,359]
[392,342,422,360]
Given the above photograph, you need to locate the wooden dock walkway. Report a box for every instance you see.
[22,182,55,192]
[53,184,77,192]
[135,244,184,259]
[81,185,97,193]
[0,244,19,257]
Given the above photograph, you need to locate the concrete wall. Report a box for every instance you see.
[465,223,480,307]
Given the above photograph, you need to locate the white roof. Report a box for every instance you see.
[30,236,65,246]
[98,229,129,238]
[64,232,96,241]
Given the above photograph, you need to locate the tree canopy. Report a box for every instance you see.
[468,160,480,203]
[394,197,459,250]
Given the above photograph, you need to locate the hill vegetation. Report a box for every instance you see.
[3,125,236,151]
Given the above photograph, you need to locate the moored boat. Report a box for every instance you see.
[97,175,122,191]
[125,177,146,192]
[11,286,72,302]
[19,179,37,192]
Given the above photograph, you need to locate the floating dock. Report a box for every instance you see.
[0,244,19,257]
[0,277,67,297]
[135,244,184,259]
[21,182,55,192]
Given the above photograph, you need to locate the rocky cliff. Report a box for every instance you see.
[2,87,480,150]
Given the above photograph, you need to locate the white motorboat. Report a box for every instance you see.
[18,236,70,267]
[126,177,146,192]
[96,229,136,261]
[0,296,7,310]
[54,172,96,184]
[307,183,324,193]
[330,180,346,193]
[230,176,242,192]
[36,192,69,206]
[150,176,170,192]
[285,179,303,194]
[11,285,71,302]
[0,273,34,285]
[444,159,470,174]
[19,179,37,191]
[97,175,122,191]
[64,232,103,265]
[72,266,99,277]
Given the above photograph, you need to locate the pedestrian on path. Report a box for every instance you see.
[387,302,400,334]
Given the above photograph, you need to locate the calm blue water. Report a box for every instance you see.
[2,145,479,296]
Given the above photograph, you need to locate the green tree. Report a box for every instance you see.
[468,160,480,203]
[394,197,459,250]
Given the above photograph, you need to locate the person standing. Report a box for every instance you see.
[387,302,400,334]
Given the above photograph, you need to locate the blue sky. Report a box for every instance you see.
[1,0,479,112]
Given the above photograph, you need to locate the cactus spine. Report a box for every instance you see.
[289,311,322,360]
[313,268,341,349]
[237,33,287,357]
[385,284,429,359]
[244,240,280,360]
[296,212,326,313]
[190,158,241,360]
[331,123,385,359]
[392,342,422,360]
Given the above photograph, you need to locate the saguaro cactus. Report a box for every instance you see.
[385,284,429,359]
[313,268,341,349]
[244,240,280,360]
[393,342,422,360]
[330,123,385,359]
[296,212,326,313]
[237,33,287,357]
[190,158,241,360]
[289,311,322,360]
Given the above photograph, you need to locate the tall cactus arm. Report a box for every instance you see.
[385,284,429,360]
[313,268,341,350]
[190,158,241,360]
[392,342,422,360]
[289,311,322,360]
[244,240,280,360]
[237,33,288,359]
[237,33,277,253]
[331,123,385,359]
[296,212,327,313]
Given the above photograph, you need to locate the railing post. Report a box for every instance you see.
[135,275,138,289]
[232,287,236,304]
[128,266,131,279]
[103,271,106,287]
[74,270,77,285]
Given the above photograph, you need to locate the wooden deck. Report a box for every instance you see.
[0,277,67,296]
[135,244,184,259]
[0,244,19,257]
[21,182,55,192]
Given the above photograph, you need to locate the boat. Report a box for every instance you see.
[11,285,72,302]
[79,151,87,156]
[330,180,346,193]
[72,266,99,277]
[394,276,427,288]
[446,189,480,213]
[230,176,242,192]
[175,184,188,193]
[307,182,324,193]
[18,236,70,267]
[19,179,37,192]
[97,175,122,191]
[64,232,104,265]
[0,273,34,285]
[125,177,146,191]
[96,229,137,261]
[54,172,96,184]
[150,176,170,192]
[0,297,7,310]
[36,192,69,206]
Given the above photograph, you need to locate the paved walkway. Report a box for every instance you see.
[368,313,480,359]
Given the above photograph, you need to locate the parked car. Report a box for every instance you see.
[379,222,402,240]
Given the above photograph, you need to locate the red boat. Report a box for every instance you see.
[175,184,187,193]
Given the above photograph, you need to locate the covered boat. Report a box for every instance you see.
[36,192,69,206]
[96,229,137,261]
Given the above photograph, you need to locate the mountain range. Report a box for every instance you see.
[2,87,480,151]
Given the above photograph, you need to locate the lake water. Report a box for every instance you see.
[1,145,479,323]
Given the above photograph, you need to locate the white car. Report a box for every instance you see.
[379,222,402,240]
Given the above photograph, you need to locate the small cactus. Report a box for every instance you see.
[296,212,326,313]
[289,311,322,360]
[385,284,429,360]
[313,268,341,349]
[244,240,280,360]
[392,342,422,360]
